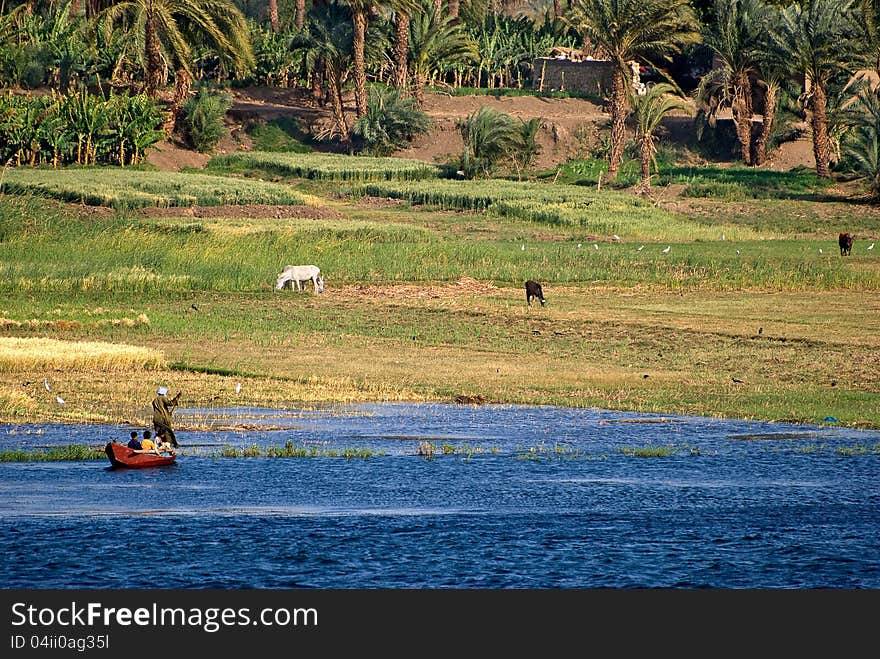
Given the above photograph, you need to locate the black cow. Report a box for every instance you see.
[839,232,854,256]
[525,280,545,306]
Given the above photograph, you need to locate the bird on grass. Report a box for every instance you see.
[869,243,875,250]
[44,378,51,392]
[613,235,620,241]
[577,243,582,248]
[818,248,823,254]
[521,245,525,251]
[191,304,200,312]
[593,243,599,250]
[235,382,242,394]
[637,245,644,251]
[56,395,65,404]
[758,327,763,335]
[732,377,744,384]
[661,246,671,254]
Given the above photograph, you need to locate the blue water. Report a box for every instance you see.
[1,403,878,589]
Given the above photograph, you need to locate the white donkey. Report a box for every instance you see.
[275,264,325,293]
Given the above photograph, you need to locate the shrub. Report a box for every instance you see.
[182,88,233,153]
[841,88,880,200]
[510,117,542,179]
[457,106,523,178]
[352,86,431,157]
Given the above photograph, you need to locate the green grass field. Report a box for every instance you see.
[0,159,878,429]
[0,167,311,208]
[205,151,442,181]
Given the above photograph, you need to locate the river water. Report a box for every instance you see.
[1,403,878,589]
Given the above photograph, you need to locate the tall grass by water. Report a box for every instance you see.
[0,168,310,208]
[0,445,106,462]
[0,337,165,371]
[206,151,441,181]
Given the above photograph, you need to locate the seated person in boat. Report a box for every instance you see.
[154,431,177,457]
[139,430,156,451]
[127,431,142,450]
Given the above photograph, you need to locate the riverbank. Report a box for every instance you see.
[1,282,877,429]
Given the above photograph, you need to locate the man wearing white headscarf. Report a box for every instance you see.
[152,386,181,448]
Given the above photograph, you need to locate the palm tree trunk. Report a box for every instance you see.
[732,74,753,166]
[753,80,777,167]
[394,12,410,91]
[352,9,368,118]
[171,68,192,124]
[312,64,325,105]
[144,16,163,98]
[433,0,441,17]
[268,0,279,32]
[328,71,348,140]
[553,0,562,19]
[640,138,652,187]
[810,80,832,178]
[296,0,306,29]
[413,72,427,105]
[449,0,460,20]
[608,68,628,180]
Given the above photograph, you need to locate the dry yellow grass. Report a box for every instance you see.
[0,337,166,372]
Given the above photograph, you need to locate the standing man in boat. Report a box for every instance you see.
[152,386,181,448]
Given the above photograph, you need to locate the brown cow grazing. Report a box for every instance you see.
[839,232,854,256]
[525,280,545,306]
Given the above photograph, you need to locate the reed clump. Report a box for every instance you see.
[215,441,381,459]
[0,445,105,462]
[620,446,680,457]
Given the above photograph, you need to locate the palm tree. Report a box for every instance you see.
[341,0,419,117]
[859,0,880,77]
[751,68,782,166]
[696,0,772,166]
[341,0,380,117]
[765,0,861,178]
[564,0,700,180]
[294,1,355,138]
[843,86,880,198]
[631,82,692,188]
[408,0,477,103]
[98,0,254,109]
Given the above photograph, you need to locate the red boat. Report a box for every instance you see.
[104,441,177,469]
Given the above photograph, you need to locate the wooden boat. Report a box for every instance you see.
[104,441,176,469]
